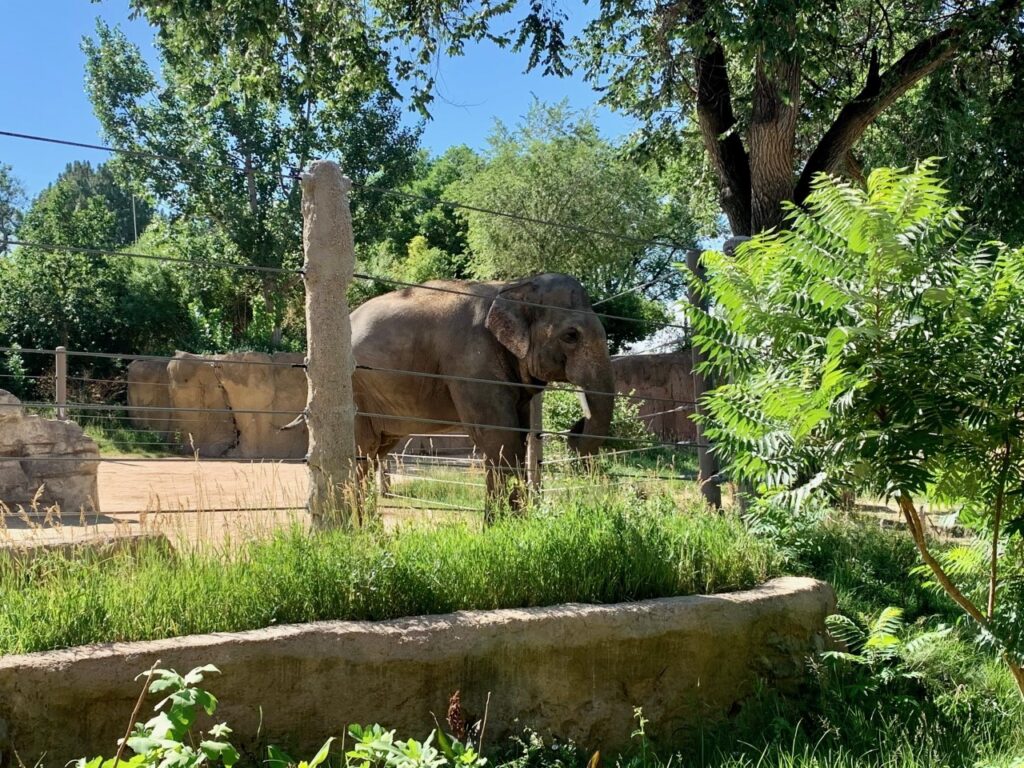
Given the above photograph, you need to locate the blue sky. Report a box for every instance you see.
[0,0,636,199]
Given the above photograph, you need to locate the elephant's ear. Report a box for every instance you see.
[485,283,532,359]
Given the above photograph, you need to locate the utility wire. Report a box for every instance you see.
[7,238,302,276]
[0,129,300,184]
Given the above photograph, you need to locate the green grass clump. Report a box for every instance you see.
[0,492,780,655]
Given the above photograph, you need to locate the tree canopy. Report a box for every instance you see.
[139,0,1022,240]
[83,17,421,345]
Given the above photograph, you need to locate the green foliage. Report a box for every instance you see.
[83,16,420,347]
[76,665,239,768]
[860,32,1024,245]
[543,386,653,449]
[457,102,691,350]
[0,163,193,366]
[0,494,779,654]
[0,162,25,247]
[689,161,1024,680]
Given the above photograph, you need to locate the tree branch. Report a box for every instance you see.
[683,2,752,234]
[795,1,1021,202]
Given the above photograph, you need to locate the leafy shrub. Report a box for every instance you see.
[543,385,653,450]
[687,160,1024,692]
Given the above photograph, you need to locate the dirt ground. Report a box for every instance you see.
[2,459,470,550]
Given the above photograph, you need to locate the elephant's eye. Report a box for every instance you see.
[562,328,580,344]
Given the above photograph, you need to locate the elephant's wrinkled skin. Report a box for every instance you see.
[351,273,615,511]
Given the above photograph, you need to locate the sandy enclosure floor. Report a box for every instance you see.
[1,459,473,549]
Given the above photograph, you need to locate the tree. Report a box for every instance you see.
[858,27,1024,244]
[687,161,1024,694]
[456,102,695,350]
[129,1,1024,240]
[0,165,193,366]
[83,17,422,346]
[0,163,26,250]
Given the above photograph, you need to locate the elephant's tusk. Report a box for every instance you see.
[280,410,307,431]
[576,389,592,421]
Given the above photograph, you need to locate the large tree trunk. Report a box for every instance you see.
[749,54,800,232]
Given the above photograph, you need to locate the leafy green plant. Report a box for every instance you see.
[823,608,949,692]
[75,664,239,768]
[688,160,1024,694]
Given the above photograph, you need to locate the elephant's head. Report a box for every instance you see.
[485,273,615,455]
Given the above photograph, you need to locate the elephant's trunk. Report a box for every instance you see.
[566,361,616,456]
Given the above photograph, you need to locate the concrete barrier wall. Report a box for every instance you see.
[0,577,834,767]
[128,351,699,457]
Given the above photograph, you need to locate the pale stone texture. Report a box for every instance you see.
[300,160,357,520]
[0,577,834,767]
[0,389,100,513]
[612,352,698,442]
[127,352,307,458]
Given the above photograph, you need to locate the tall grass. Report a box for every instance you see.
[0,491,780,655]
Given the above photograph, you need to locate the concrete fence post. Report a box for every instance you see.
[685,249,721,510]
[301,161,358,528]
[55,346,67,421]
[527,392,543,492]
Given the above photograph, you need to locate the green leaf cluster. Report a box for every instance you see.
[689,159,1024,666]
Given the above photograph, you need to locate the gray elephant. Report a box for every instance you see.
[351,273,615,510]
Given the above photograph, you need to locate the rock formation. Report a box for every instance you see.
[0,390,100,513]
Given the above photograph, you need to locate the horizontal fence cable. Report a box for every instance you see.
[6,456,307,463]
[389,472,487,489]
[1,346,698,408]
[379,492,479,512]
[3,398,709,450]
[6,239,302,276]
[540,443,692,466]
[351,272,692,333]
[357,365,698,408]
[0,347,302,369]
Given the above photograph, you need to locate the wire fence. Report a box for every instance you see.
[0,128,711,524]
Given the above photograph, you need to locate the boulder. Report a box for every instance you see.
[166,352,237,456]
[128,353,309,458]
[0,390,100,513]
[126,359,174,438]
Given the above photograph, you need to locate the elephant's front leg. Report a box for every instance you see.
[480,435,528,523]
[449,382,528,523]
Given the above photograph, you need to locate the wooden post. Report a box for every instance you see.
[55,346,67,421]
[527,391,543,492]
[301,161,358,528]
[685,249,721,510]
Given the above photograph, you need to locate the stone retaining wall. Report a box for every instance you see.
[0,577,834,767]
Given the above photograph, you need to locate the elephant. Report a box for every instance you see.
[350,272,615,513]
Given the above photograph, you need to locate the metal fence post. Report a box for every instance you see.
[301,160,358,528]
[527,391,543,492]
[55,346,67,421]
[685,249,722,510]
